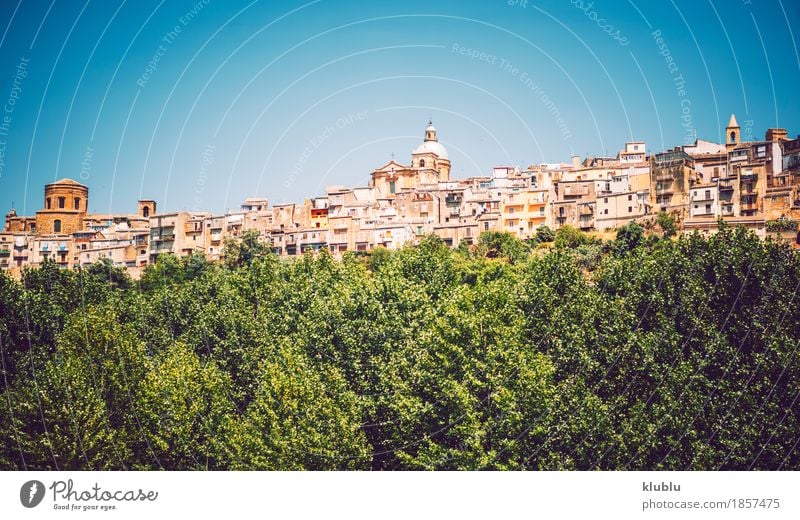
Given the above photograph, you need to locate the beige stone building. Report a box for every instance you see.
[34,179,89,235]
[596,191,649,230]
[370,123,451,197]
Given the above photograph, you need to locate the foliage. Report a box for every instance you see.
[223,230,272,268]
[1,228,798,470]
[614,222,645,254]
[535,225,556,243]
[766,218,798,233]
[656,211,678,238]
[554,225,589,249]
[477,231,529,263]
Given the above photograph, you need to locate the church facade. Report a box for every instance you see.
[370,123,451,197]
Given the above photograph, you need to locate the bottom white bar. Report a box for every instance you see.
[1,471,796,519]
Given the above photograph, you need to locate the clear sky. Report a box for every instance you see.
[0,0,797,217]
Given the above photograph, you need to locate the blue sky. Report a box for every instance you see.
[0,0,797,217]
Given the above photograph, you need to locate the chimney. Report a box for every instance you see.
[571,155,581,168]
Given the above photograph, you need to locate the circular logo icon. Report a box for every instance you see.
[20,480,45,508]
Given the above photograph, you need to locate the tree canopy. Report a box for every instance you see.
[1,227,798,470]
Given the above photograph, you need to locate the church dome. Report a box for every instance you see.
[413,121,449,160]
[413,140,448,160]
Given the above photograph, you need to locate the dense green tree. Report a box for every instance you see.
[554,225,588,249]
[614,222,645,253]
[223,230,272,268]
[656,211,678,238]
[477,231,529,263]
[137,342,234,469]
[1,226,798,470]
[535,225,556,243]
[224,344,370,470]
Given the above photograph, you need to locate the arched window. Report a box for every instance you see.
[53,220,62,233]
[74,197,80,210]
[142,206,150,218]
[730,131,736,142]
[419,159,425,168]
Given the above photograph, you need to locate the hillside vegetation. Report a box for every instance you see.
[0,224,798,470]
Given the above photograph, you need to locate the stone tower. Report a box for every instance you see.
[35,178,88,234]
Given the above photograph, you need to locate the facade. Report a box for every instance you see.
[35,178,89,235]
[3,119,800,273]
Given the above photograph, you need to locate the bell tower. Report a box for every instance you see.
[726,114,740,149]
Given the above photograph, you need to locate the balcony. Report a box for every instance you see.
[0,249,9,257]
[718,180,734,191]
[655,173,674,182]
[152,233,176,242]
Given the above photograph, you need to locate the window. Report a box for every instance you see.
[705,203,711,213]
[389,181,396,194]
[419,159,425,168]
[628,206,632,213]
[53,220,62,233]
[705,190,711,200]
[634,145,639,151]
[58,197,65,209]
[142,206,150,218]
[484,222,489,231]
[604,209,608,215]
[74,197,80,210]
[46,198,51,209]
[730,131,736,142]
[628,194,632,201]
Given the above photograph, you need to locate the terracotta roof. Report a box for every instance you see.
[46,178,87,187]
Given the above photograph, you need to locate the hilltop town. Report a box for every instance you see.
[2,116,799,277]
